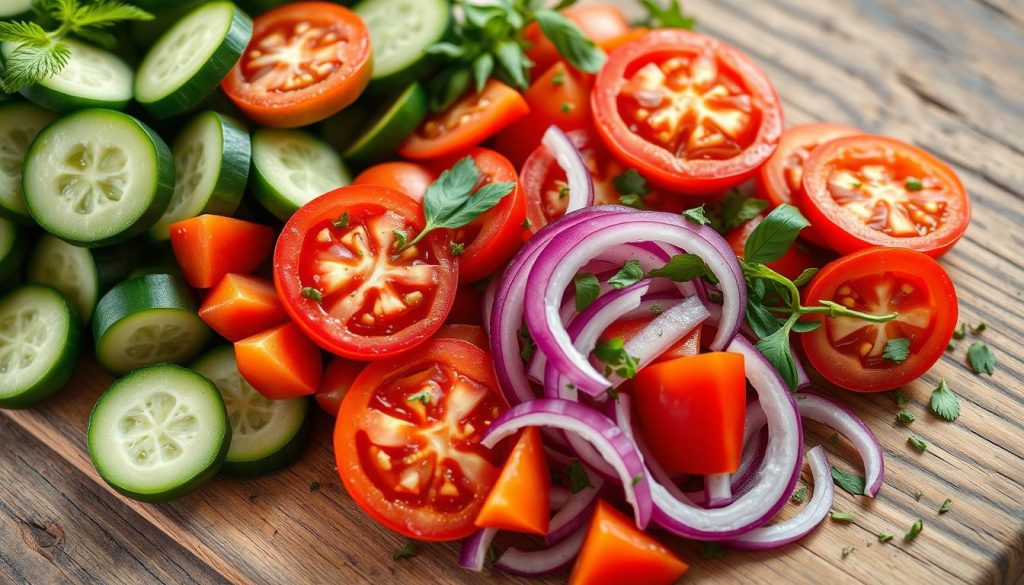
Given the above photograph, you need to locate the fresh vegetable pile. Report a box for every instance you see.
[0,0,994,582]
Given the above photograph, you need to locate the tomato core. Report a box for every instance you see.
[240,20,346,91]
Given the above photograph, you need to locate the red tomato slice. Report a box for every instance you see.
[632,352,746,474]
[725,214,819,280]
[592,30,783,194]
[800,247,958,392]
[169,215,275,289]
[198,273,288,342]
[315,357,365,417]
[524,4,630,76]
[475,426,550,535]
[800,135,970,257]
[273,185,458,359]
[398,79,528,161]
[491,61,594,167]
[436,323,489,351]
[334,338,509,541]
[570,500,688,585]
[353,162,436,203]
[438,148,526,283]
[235,322,323,399]
[222,3,372,128]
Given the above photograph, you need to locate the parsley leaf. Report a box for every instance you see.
[393,540,418,560]
[713,191,769,233]
[907,436,927,452]
[573,273,601,312]
[790,486,808,504]
[638,0,697,29]
[613,169,650,197]
[407,156,514,249]
[682,205,711,226]
[938,498,952,514]
[830,466,865,496]
[883,338,911,363]
[534,9,606,73]
[649,253,711,282]
[450,241,465,256]
[877,532,894,543]
[699,542,725,559]
[608,260,644,289]
[904,519,924,542]
[966,342,995,375]
[563,460,592,493]
[744,204,811,264]
[594,337,639,379]
[332,212,350,229]
[841,546,855,558]
[392,230,408,250]
[929,380,960,421]
[896,409,915,425]
[830,511,856,522]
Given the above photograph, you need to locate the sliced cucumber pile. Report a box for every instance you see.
[343,83,428,169]
[251,128,350,220]
[88,364,230,502]
[0,216,29,283]
[22,109,175,247]
[93,274,211,375]
[2,39,134,112]
[355,0,451,91]
[0,285,81,409]
[135,1,253,118]
[26,234,100,323]
[0,101,57,221]
[193,346,308,477]
[149,111,251,241]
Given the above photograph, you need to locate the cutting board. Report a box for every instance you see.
[2,0,1023,583]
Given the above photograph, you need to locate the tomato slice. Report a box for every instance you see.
[800,247,958,392]
[334,338,509,541]
[725,214,819,280]
[398,79,528,161]
[524,4,631,77]
[222,3,372,128]
[436,323,489,351]
[273,185,457,359]
[315,357,365,416]
[632,352,746,474]
[592,30,783,193]
[353,162,436,203]
[756,123,863,208]
[475,426,550,535]
[800,135,970,257]
[439,148,526,283]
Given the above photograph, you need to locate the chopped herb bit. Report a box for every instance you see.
[309,481,321,492]
[608,260,644,289]
[631,474,642,486]
[393,540,418,560]
[594,337,639,379]
[877,532,894,543]
[913,489,924,501]
[407,389,433,405]
[487,545,498,564]
[907,436,927,452]
[830,466,865,496]
[618,193,646,209]
[713,191,769,233]
[558,185,570,199]
[612,169,650,197]
[790,486,808,504]
[828,432,841,446]
[969,322,987,334]
[521,218,532,230]
[450,241,465,256]
[551,71,565,85]
[831,511,856,522]
[904,519,924,542]
[966,342,995,375]
[301,287,322,302]
[946,342,956,352]
[852,181,863,189]
[842,546,855,558]
[699,542,725,560]
[891,390,911,407]
[952,323,966,340]
[560,102,572,113]
[883,338,911,363]
[392,229,408,249]
[333,212,350,228]
[904,177,923,191]
[929,380,960,421]
[605,387,620,400]
[564,460,592,493]
[938,498,952,514]
[896,409,916,425]
[519,322,535,363]
[573,272,601,312]
[650,304,664,315]
[682,205,711,226]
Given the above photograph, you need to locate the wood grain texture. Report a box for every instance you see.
[2,0,1023,583]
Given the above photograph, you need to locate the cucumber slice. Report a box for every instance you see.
[0,0,32,18]
[135,1,253,118]
[342,83,427,169]
[2,39,134,112]
[192,346,308,477]
[0,101,57,221]
[0,285,81,409]
[23,109,175,247]
[355,0,451,91]
[26,234,100,324]
[0,216,29,282]
[93,274,211,375]
[251,128,350,220]
[87,364,230,502]
[149,111,250,241]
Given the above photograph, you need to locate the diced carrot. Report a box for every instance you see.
[199,273,288,341]
[169,215,275,288]
[235,323,322,399]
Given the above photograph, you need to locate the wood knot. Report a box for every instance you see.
[19,520,65,559]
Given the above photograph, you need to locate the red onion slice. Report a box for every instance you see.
[545,466,603,546]
[725,446,833,550]
[482,399,653,529]
[459,527,498,572]
[494,524,587,577]
[612,296,708,387]
[542,126,594,214]
[794,392,885,497]
[703,473,733,508]
[651,337,803,539]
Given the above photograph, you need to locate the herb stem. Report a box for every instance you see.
[765,305,900,323]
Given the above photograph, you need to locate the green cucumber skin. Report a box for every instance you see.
[342,83,427,170]
[220,408,310,478]
[357,0,453,94]
[92,273,206,351]
[23,110,176,248]
[87,364,231,503]
[138,5,253,119]
[251,129,344,221]
[17,81,130,114]
[0,285,82,410]
[0,101,57,224]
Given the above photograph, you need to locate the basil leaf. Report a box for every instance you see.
[830,466,866,496]
[718,191,768,232]
[608,260,644,289]
[471,52,494,93]
[534,9,606,74]
[755,326,799,391]
[434,181,515,229]
[573,273,600,312]
[493,40,529,90]
[744,204,810,264]
[649,253,710,282]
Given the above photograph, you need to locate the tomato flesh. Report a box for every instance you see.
[800,247,957,392]
[756,123,862,208]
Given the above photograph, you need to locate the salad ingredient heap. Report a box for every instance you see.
[0,0,984,582]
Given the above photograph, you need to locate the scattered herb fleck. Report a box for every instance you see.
[301,287,322,302]
[790,487,808,504]
[406,389,433,405]
[393,540,418,560]
[392,229,408,249]
[594,337,639,379]
[573,273,601,312]
[831,511,857,522]
[905,177,923,191]
[877,532,894,543]
[969,322,987,334]
[631,474,642,486]
[521,218,532,230]
[699,542,725,559]
[682,205,711,226]
[332,212,350,228]
[828,432,841,446]
[896,409,916,425]
[907,436,928,452]
[904,519,924,542]
[564,460,592,493]
[842,546,855,558]
[450,241,465,256]
[830,466,866,496]
[952,323,966,340]
[309,481,321,492]
[608,260,645,289]
[913,489,924,501]
[891,390,910,408]
[560,102,572,113]
[938,499,952,515]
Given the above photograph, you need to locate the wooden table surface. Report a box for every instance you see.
[3,0,1023,583]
